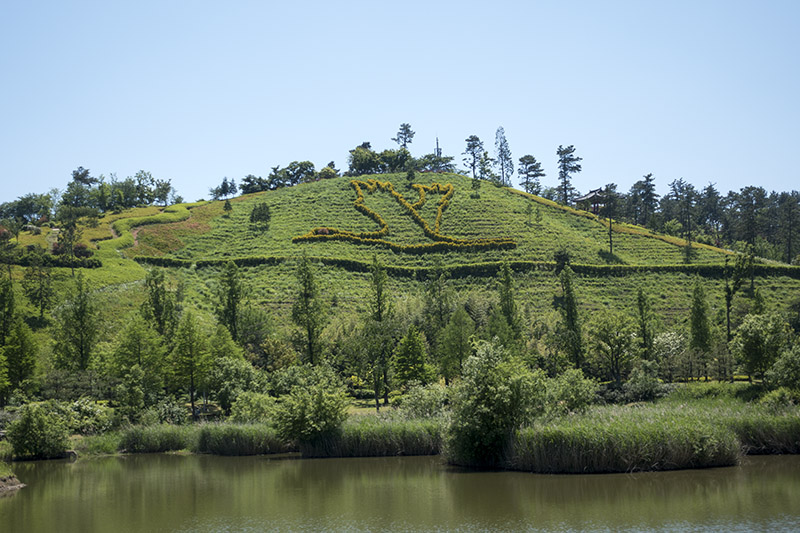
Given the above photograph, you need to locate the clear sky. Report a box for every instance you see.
[2,0,798,204]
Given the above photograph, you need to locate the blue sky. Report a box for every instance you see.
[1,1,798,204]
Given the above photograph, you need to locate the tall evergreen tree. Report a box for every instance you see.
[558,266,583,368]
[423,258,453,344]
[393,325,428,387]
[0,273,14,343]
[518,155,545,195]
[556,145,582,205]
[215,261,244,342]
[636,287,655,360]
[4,317,37,391]
[599,184,619,256]
[690,279,712,379]
[367,255,394,409]
[437,307,475,384]
[292,253,326,365]
[497,261,519,337]
[493,127,513,186]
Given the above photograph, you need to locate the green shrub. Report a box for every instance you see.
[140,398,188,426]
[758,387,800,412]
[72,432,122,456]
[7,403,70,459]
[194,423,289,455]
[765,344,800,391]
[51,398,115,435]
[445,340,545,467]
[399,382,450,420]
[229,391,276,423]
[623,360,669,402]
[275,384,349,444]
[544,368,598,416]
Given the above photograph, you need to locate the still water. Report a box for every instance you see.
[2,454,799,532]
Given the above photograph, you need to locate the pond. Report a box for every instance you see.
[2,454,800,532]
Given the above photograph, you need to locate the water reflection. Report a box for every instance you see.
[2,454,799,532]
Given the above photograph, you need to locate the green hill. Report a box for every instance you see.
[14,172,800,328]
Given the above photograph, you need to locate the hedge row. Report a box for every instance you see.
[0,251,102,269]
[293,179,517,253]
[133,255,800,280]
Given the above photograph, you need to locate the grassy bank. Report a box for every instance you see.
[194,423,291,456]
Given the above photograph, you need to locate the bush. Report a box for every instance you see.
[140,397,188,426]
[759,387,800,412]
[765,344,800,391]
[623,360,669,402]
[274,384,349,444]
[445,340,545,467]
[7,403,70,459]
[51,398,115,435]
[399,382,450,420]
[544,368,597,416]
[194,423,289,456]
[229,391,276,423]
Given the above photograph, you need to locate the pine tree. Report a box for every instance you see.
[494,127,513,186]
[0,273,14,343]
[690,279,712,380]
[141,269,177,339]
[367,255,394,408]
[497,261,519,337]
[462,136,484,178]
[5,318,37,391]
[636,287,655,359]
[391,123,415,148]
[518,155,545,195]
[556,145,582,205]
[22,251,54,320]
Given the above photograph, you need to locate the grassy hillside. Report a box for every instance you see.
[8,172,800,330]
[128,173,730,268]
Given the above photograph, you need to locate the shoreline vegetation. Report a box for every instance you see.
[3,383,798,477]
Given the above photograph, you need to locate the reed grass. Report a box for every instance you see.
[511,405,741,473]
[118,424,197,454]
[193,423,291,456]
[71,432,122,456]
[300,415,444,458]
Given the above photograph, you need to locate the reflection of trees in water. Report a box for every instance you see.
[6,455,800,531]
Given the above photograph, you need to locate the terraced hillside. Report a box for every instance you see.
[10,173,800,328]
[129,173,729,268]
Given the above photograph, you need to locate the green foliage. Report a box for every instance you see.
[22,254,55,318]
[544,368,598,417]
[274,380,349,444]
[690,279,712,354]
[623,359,669,402]
[393,325,429,388]
[50,397,115,435]
[437,307,475,382]
[139,397,188,426]
[445,340,545,467]
[113,314,165,383]
[733,313,791,379]
[4,318,37,392]
[7,403,69,459]
[54,272,98,371]
[214,261,244,341]
[399,382,450,420]
[207,356,262,414]
[169,311,212,419]
[588,309,637,386]
[141,268,177,339]
[230,391,276,423]
[759,387,800,412]
[249,202,271,229]
[292,254,326,365]
[557,266,583,368]
[765,344,800,391]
